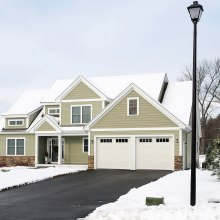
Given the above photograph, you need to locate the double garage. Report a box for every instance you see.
[96,136,174,170]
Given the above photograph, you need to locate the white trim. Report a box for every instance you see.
[8,119,25,127]
[26,117,29,128]
[6,137,26,156]
[82,137,89,153]
[48,107,60,115]
[88,131,91,156]
[41,102,60,105]
[35,135,38,166]
[179,129,183,156]
[102,101,105,109]
[127,97,139,116]
[85,84,186,131]
[58,135,62,164]
[56,76,109,102]
[94,134,175,171]
[62,98,103,103]
[35,131,61,134]
[30,115,62,133]
[90,127,179,132]
[70,104,92,125]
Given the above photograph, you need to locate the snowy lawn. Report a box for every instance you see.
[0,166,86,191]
[86,169,220,220]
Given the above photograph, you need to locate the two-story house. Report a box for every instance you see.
[0,73,201,170]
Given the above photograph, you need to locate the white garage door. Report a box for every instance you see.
[96,137,131,169]
[136,137,173,170]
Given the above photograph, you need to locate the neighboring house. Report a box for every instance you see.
[0,74,201,170]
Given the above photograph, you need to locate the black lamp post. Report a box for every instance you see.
[187,1,204,206]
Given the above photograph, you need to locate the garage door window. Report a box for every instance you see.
[156,138,169,142]
[116,138,128,143]
[100,139,112,143]
[139,138,152,143]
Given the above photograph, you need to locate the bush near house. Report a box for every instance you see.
[205,138,220,179]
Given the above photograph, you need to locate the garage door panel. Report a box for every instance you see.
[97,138,130,169]
[136,137,173,170]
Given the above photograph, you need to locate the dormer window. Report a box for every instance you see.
[127,97,139,116]
[8,119,24,126]
[48,108,60,116]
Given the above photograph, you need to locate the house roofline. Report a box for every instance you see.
[85,83,187,131]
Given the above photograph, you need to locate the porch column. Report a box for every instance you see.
[35,135,39,166]
[58,134,62,165]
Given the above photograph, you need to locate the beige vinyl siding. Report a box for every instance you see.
[90,130,179,156]
[28,110,42,127]
[61,101,102,126]
[45,105,60,116]
[64,136,88,164]
[92,90,177,129]
[63,82,100,100]
[0,134,35,156]
[36,122,56,132]
[5,118,27,130]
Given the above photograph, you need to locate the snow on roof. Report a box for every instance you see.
[2,90,47,116]
[41,79,74,103]
[162,81,192,125]
[88,73,166,100]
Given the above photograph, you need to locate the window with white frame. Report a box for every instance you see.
[127,98,139,116]
[7,138,25,156]
[83,138,88,153]
[48,108,60,115]
[8,119,24,126]
[71,105,91,124]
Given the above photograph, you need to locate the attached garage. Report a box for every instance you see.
[95,136,174,170]
[96,137,131,169]
[136,137,174,170]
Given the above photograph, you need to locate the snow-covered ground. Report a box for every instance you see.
[0,166,86,191]
[86,170,220,220]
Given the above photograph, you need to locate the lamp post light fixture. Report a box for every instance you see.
[187,1,204,206]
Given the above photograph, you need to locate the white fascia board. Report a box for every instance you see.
[29,116,61,133]
[90,127,180,132]
[55,76,109,102]
[40,102,60,105]
[3,114,28,118]
[133,85,187,128]
[85,83,187,131]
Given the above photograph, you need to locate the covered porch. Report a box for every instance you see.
[35,134,89,166]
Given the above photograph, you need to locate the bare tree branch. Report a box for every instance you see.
[179,57,220,154]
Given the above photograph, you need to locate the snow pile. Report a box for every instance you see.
[0,166,86,191]
[87,170,220,220]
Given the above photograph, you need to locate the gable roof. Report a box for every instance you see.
[85,83,187,130]
[88,73,167,100]
[162,81,192,125]
[29,114,61,133]
[2,90,47,116]
[56,76,109,101]
[40,73,167,103]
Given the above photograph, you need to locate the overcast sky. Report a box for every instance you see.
[0,0,219,114]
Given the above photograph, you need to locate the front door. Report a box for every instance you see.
[51,139,58,162]
[48,138,64,163]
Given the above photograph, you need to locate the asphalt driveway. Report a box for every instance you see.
[0,169,171,220]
